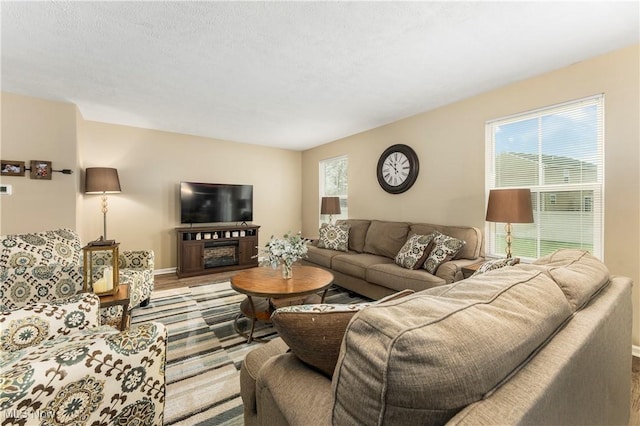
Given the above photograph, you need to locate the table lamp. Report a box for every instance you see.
[321,196,341,224]
[85,167,121,240]
[485,188,534,259]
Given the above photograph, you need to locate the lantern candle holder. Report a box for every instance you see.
[83,242,120,296]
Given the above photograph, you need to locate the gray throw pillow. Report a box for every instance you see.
[423,231,465,274]
[395,233,435,269]
[471,257,520,277]
[317,224,350,252]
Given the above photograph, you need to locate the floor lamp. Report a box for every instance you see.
[485,188,534,259]
[85,167,121,240]
[321,197,341,224]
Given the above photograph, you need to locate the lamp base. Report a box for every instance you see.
[505,222,513,259]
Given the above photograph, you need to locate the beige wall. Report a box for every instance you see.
[301,44,640,344]
[0,93,79,233]
[77,121,302,269]
[1,93,302,270]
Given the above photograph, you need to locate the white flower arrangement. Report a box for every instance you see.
[261,231,308,269]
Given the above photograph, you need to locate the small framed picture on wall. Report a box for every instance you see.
[30,160,52,180]
[1,160,26,176]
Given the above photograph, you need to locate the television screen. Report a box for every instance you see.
[180,182,253,224]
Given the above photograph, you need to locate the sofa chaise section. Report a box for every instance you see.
[242,249,632,425]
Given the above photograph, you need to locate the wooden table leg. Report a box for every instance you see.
[120,306,129,331]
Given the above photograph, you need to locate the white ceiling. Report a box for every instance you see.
[2,1,638,151]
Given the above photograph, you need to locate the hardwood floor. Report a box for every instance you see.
[153,270,640,424]
[154,270,241,291]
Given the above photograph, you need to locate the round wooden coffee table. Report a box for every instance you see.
[231,265,334,343]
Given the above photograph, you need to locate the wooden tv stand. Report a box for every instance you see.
[176,224,260,278]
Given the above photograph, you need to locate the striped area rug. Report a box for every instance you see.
[130,280,368,425]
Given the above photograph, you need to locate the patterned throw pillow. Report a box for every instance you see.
[317,224,350,252]
[471,257,520,277]
[271,289,414,377]
[423,231,466,274]
[395,233,435,270]
[0,292,101,352]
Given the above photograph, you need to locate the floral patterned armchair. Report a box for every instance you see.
[0,228,155,327]
[0,292,166,425]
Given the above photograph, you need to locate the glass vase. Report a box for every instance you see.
[281,263,293,279]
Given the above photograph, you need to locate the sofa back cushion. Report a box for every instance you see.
[518,249,610,312]
[336,219,371,253]
[410,223,482,260]
[332,268,572,425]
[362,220,410,259]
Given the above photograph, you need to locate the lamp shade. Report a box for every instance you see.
[85,168,121,194]
[320,197,341,215]
[486,188,533,223]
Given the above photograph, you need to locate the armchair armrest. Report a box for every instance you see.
[0,292,101,352]
[1,322,167,425]
[119,250,154,270]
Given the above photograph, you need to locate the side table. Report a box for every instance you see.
[98,284,130,331]
[461,261,486,279]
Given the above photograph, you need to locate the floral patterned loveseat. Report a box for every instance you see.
[0,292,166,425]
[0,228,155,327]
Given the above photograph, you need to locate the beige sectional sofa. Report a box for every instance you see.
[241,249,632,425]
[301,219,483,299]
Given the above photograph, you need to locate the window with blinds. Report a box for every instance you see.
[319,155,348,226]
[485,95,604,260]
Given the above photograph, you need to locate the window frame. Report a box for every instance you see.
[485,94,604,261]
[319,155,348,226]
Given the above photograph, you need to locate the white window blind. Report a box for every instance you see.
[319,155,348,226]
[485,95,604,260]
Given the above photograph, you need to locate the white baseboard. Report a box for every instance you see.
[154,267,176,276]
[633,345,640,358]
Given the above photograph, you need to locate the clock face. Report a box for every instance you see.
[376,144,419,194]
[381,152,410,187]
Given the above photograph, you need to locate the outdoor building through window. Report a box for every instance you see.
[319,155,348,225]
[485,95,604,260]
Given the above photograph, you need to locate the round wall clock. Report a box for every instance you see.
[376,144,420,194]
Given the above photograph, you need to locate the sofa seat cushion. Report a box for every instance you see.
[363,220,410,258]
[332,268,572,425]
[336,219,371,253]
[305,245,347,268]
[366,263,445,293]
[332,254,393,280]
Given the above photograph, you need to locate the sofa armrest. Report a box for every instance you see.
[256,353,333,426]
[436,259,482,283]
[240,337,290,426]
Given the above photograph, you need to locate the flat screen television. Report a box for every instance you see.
[180,182,253,224]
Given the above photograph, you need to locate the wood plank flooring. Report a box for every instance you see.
[153,271,640,424]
